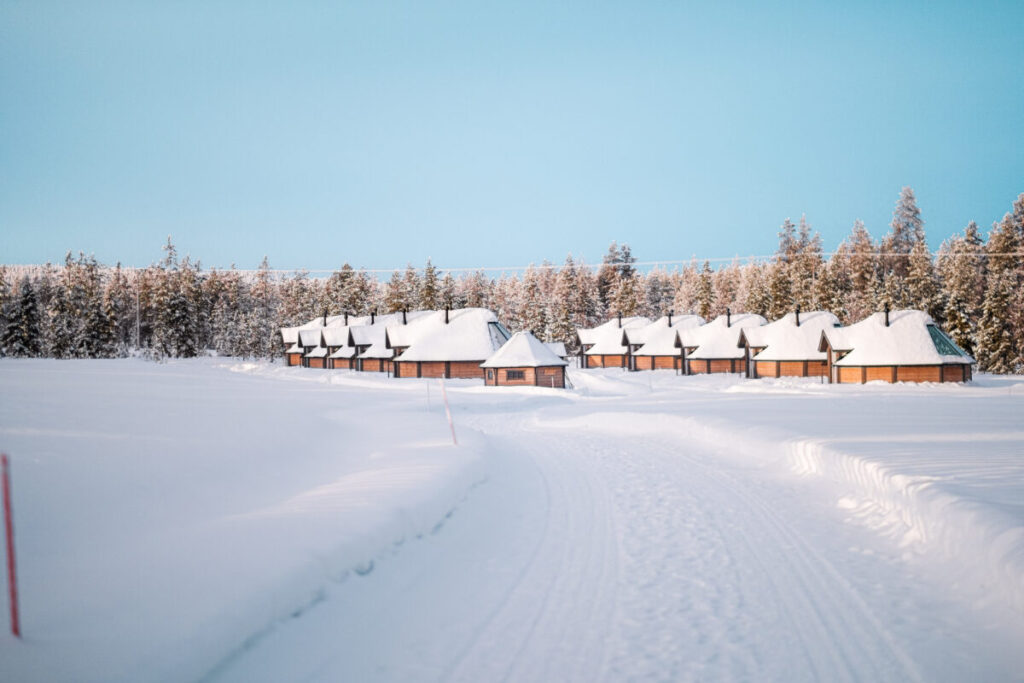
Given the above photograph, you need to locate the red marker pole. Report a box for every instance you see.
[2,453,20,638]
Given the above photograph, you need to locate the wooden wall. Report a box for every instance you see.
[634,356,679,371]
[307,357,325,369]
[688,359,739,374]
[286,353,302,366]
[835,365,967,383]
[485,366,565,388]
[587,354,627,368]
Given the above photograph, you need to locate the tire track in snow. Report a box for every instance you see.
[440,428,621,683]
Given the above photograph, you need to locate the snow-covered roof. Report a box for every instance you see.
[482,331,569,368]
[322,326,352,347]
[285,343,302,354]
[679,313,766,360]
[821,310,974,366]
[298,328,324,347]
[577,317,649,348]
[582,317,651,356]
[350,311,433,359]
[279,316,328,345]
[328,346,357,359]
[545,342,568,358]
[742,311,840,362]
[630,315,705,356]
[304,346,328,358]
[391,308,511,362]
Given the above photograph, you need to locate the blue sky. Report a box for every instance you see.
[2,1,1022,271]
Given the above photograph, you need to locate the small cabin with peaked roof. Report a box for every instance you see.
[818,309,974,383]
[627,314,705,371]
[675,311,767,374]
[481,331,569,388]
[738,310,840,378]
[296,328,327,368]
[577,316,650,369]
[389,308,512,379]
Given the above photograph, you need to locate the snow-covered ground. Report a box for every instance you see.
[1,359,1022,681]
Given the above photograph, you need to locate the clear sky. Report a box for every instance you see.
[2,1,1022,271]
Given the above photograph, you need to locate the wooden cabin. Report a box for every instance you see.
[297,328,326,368]
[390,308,511,379]
[675,311,766,374]
[738,310,839,378]
[481,331,569,388]
[545,341,569,361]
[284,343,304,366]
[577,316,650,369]
[323,327,354,369]
[627,314,705,371]
[818,309,974,383]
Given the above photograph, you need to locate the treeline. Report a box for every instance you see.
[1,188,1022,373]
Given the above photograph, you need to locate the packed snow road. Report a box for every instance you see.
[212,405,1017,682]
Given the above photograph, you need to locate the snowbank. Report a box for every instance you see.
[0,359,486,683]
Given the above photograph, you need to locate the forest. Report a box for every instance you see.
[2,188,1022,374]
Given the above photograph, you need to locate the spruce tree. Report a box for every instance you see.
[696,261,714,320]
[420,259,440,310]
[880,186,924,280]
[937,222,985,355]
[1,278,42,357]
[906,240,942,320]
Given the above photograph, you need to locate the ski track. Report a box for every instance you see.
[213,411,983,682]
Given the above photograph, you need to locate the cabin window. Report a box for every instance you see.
[927,325,966,357]
[507,370,525,380]
[487,370,493,379]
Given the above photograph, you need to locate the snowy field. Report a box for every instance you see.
[1,359,1023,682]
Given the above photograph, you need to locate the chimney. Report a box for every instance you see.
[795,305,800,326]
[322,309,328,326]
[445,306,450,324]
[884,303,890,327]
[344,311,349,326]
[668,310,673,326]
[402,309,407,325]
[370,310,376,325]
[617,313,622,328]
[726,308,732,327]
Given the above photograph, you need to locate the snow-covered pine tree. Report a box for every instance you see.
[976,267,1016,373]
[596,241,623,309]
[842,219,878,323]
[642,268,673,319]
[792,216,823,310]
[489,275,521,332]
[325,264,356,315]
[548,256,578,350]
[1,277,42,357]
[906,240,942,321]
[572,259,604,327]
[383,270,406,312]
[420,259,440,310]
[976,199,1024,372]
[740,261,770,318]
[672,260,701,316]
[937,222,985,355]
[440,271,458,309]
[696,260,714,320]
[880,186,924,281]
[609,270,642,317]
[458,270,491,309]
[814,253,848,322]
[711,260,742,317]
[402,264,422,310]
[104,263,136,354]
[519,265,549,338]
[246,257,279,359]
